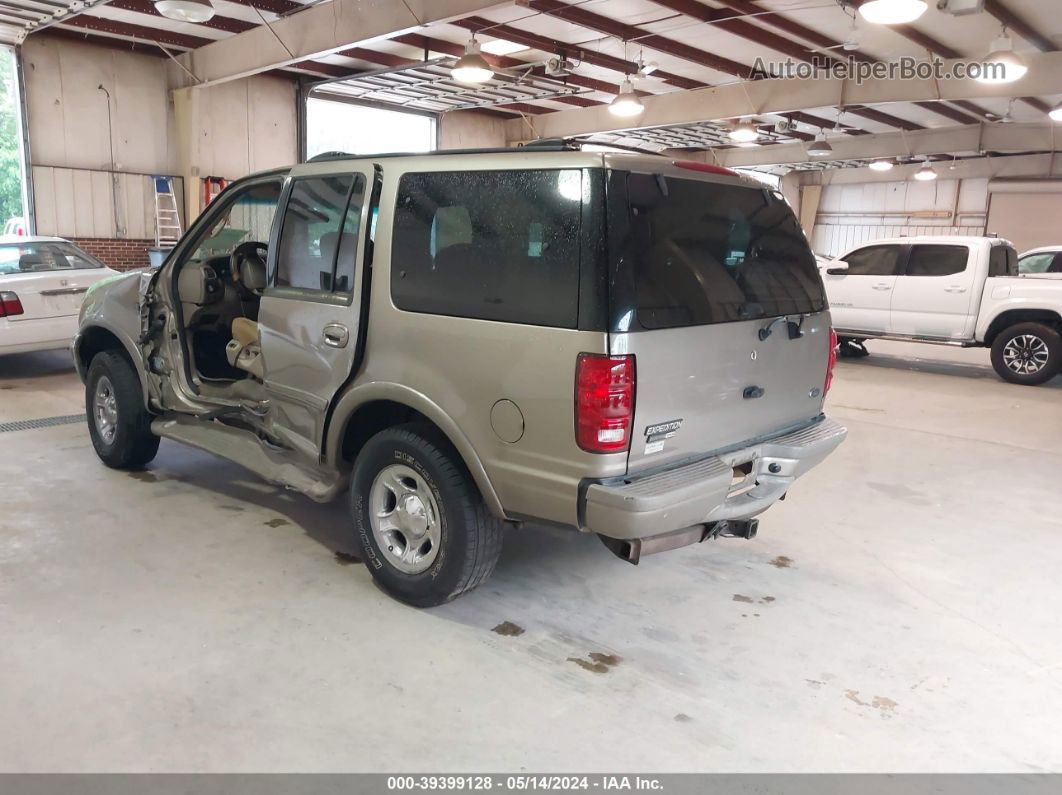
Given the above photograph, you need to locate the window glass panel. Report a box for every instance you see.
[842,245,901,276]
[186,181,283,267]
[392,170,582,327]
[988,245,1017,277]
[622,174,825,329]
[0,242,105,274]
[1017,252,1053,274]
[276,175,358,291]
[905,245,969,277]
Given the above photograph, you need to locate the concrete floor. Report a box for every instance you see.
[1,343,1060,772]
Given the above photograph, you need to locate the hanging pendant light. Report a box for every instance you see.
[976,34,1027,84]
[868,159,895,172]
[609,79,644,117]
[451,38,494,84]
[155,0,214,22]
[807,133,833,157]
[858,0,927,25]
[913,160,938,181]
[728,119,760,143]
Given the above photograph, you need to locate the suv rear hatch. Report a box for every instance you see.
[605,164,832,472]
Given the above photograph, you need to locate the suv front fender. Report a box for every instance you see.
[325,382,506,519]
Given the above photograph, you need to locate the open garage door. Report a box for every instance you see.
[305,95,436,159]
[986,179,1062,253]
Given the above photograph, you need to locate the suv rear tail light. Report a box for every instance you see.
[576,353,635,454]
[0,291,23,318]
[824,327,838,395]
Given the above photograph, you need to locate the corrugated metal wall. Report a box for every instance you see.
[811,178,989,257]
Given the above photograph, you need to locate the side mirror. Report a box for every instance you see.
[826,263,849,275]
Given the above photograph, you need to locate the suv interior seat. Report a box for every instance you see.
[225,255,267,379]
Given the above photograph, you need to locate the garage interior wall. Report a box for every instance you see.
[438,110,507,150]
[21,35,297,270]
[809,177,988,257]
[985,181,1062,252]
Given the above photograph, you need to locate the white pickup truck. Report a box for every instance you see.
[820,236,1062,385]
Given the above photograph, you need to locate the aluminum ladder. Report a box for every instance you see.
[153,176,182,247]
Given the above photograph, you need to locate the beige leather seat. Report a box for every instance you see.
[226,316,264,380]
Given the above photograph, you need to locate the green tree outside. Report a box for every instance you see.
[0,48,26,227]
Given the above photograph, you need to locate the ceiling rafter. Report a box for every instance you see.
[697,0,989,125]
[984,0,1057,53]
[892,22,1050,115]
[453,15,855,138]
[385,32,609,109]
[106,0,257,34]
[518,0,922,132]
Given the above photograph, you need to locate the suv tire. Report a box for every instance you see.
[990,322,1061,386]
[350,424,503,607]
[86,350,160,469]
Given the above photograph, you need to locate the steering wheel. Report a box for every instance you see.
[230,241,268,299]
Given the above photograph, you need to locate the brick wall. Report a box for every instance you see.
[70,238,159,271]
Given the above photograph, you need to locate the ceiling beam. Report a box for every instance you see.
[984,0,1057,53]
[523,0,917,132]
[106,0,257,34]
[701,0,989,125]
[178,0,512,87]
[455,12,868,135]
[503,51,1062,140]
[890,18,1048,115]
[789,152,1062,186]
[711,122,1060,168]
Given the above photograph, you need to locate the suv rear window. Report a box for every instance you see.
[391,169,583,327]
[613,173,825,330]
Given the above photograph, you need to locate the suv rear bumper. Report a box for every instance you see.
[583,418,847,542]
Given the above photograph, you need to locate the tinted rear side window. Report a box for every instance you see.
[617,173,825,329]
[843,245,902,276]
[391,169,583,327]
[989,245,1018,276]
[905,245,969,276]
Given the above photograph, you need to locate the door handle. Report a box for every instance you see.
[322,323,349,348]
[943,286,967,293]
[871,283,892,291]
[39,286,88,296]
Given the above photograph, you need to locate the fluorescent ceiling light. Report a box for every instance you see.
[976,35,1028,84]
[609,79,644,117]
[154,0,214,22]
[451,39,494,84]
[728,120,760,143]
[481,39,529,56]
[868,159,895,171]
[858,0,927,25]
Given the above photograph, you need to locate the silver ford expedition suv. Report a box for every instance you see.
[74,147,846,607]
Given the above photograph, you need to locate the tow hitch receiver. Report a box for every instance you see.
[599,518,760,564]
[717,518,759,539]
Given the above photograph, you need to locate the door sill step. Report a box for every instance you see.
[151,414,343,502]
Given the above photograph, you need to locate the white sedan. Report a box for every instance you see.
[1018,247,1062,279]
[0,236,119,356]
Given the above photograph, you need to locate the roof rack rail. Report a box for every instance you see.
[301,138,665,162]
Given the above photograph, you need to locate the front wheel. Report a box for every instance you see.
[350,424,503,607]
[990,323,1061,386]
[86,350,160,468]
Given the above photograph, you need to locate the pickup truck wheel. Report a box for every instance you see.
[86,350,160,469]
[350,424,503,607]
[991,323,1061,385]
